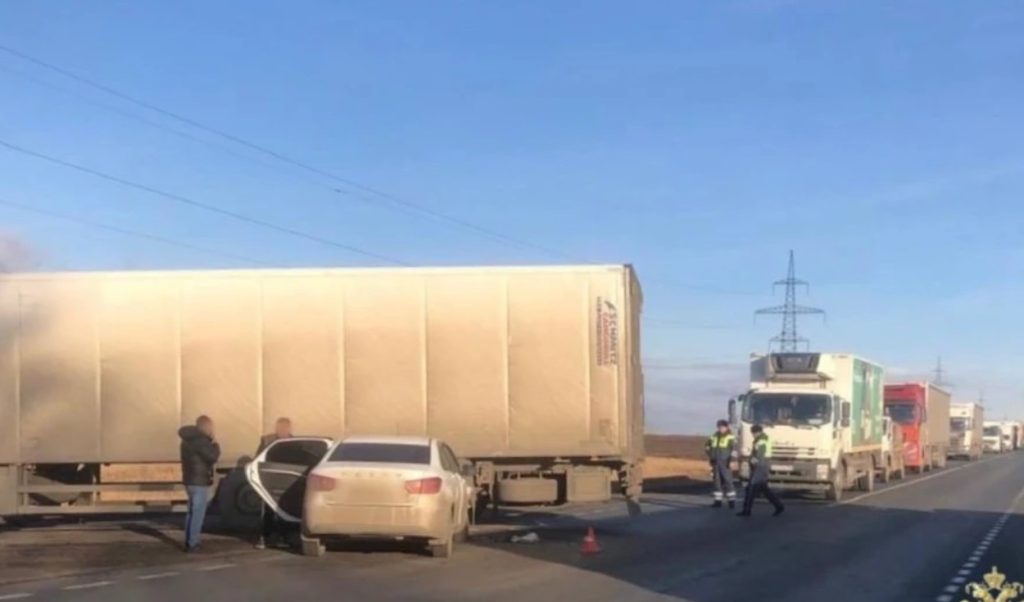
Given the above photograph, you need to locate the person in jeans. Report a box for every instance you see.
[255,417,293,549]
[179,415,221,553]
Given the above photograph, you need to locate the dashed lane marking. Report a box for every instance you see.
[137,572,180,581]
[0,594,33,600]
[934,481,1024,601]
[62,581,113,591]
[196,563,235,572]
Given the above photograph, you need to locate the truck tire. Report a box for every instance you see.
[858,466,875,492]
[216,469,262,533]
[825,466,844,502]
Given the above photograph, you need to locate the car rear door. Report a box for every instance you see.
[245,437,333,523]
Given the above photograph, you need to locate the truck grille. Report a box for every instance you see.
[772,445,816,459]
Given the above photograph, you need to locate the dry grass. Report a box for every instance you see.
[643,456,711,481]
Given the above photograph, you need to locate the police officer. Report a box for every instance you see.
[705,419,737,508]
[737,424,785,517]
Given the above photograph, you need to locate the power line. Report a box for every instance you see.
[0,43,578,261]
[0,43,774,296]
[0,197,265,265]
[0,138,408,266]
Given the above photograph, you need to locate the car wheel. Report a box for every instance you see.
[453,516,470,543]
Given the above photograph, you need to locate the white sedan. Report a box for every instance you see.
[246,435,475,558]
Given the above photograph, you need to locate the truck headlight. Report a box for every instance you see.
[816,464,829,479]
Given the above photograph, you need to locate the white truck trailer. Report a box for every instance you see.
[730,352,885,501]
[949,403,984,460]
[0,265,645,524]
[983,421,1007,453]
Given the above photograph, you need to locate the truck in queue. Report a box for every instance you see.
[1000,421,1021,451]
[884,382,951,473]
[730,352,884,501]
[983,421,1007,453]
[0,265,645,523]
[949,403,984,461]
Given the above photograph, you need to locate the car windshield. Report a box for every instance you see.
[951,418,970,432]
[744,393,831,426]
[885,403,917,425]
[328,442,431,464]
[984,427,1001,436]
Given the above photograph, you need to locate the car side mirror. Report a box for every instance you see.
[841,402,851,427]
[728,398,737,423]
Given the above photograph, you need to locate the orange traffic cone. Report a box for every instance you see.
[580,526,601,555]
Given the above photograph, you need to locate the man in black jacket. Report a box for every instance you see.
[179,415,221,552]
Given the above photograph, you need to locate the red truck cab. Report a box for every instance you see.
[884,382,951,472]
[885,383,928,471]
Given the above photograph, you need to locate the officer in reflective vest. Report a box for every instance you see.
[705,419,737,508]
[737,424,785,517]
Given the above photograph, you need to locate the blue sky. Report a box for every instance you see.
[1,1,1023,432]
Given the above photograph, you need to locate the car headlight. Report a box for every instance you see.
[816,464,829,479]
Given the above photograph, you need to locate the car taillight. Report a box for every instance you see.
[309,474,336,492]
[405,477,442,495]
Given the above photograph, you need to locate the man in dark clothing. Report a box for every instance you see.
[179,415,221,552]
[705,419,737,508]
[737,424,785,517]
[255,417,293,550]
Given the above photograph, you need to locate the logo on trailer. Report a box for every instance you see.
[595,297,619,366]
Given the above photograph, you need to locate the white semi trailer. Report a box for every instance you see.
[0,265,645,524]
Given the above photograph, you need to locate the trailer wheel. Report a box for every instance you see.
[857,466,875,492]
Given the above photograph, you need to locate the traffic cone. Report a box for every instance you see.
[579,526,601,555]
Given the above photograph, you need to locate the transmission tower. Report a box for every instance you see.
[755,250,826,351]
[933,356,949,386]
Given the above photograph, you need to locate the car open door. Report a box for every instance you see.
[245,437,333,523]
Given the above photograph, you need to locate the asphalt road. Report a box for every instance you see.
[2,452,1023,602]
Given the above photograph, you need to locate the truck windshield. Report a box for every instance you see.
[744,393,831,426]
[984,427,1001,436]
[885,403,917,425]
[951,418,970,432]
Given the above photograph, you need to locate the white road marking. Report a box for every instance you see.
[137,572,179,580]
[197,563,235,572]
[62,581,113,591]
[838,456,999,506]
[0,594,33,600]
[935,479,1024,600]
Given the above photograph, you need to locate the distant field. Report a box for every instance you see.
[644,434,706,459]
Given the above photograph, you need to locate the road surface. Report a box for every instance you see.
[2,452,1023,602]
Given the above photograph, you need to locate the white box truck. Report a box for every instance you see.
[949,403,984,460]
[730,352,885,501]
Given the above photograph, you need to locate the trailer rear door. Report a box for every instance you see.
[245,437,333,522]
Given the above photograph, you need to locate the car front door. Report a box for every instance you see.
[245,437,333,523]
[437,442,470,528]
